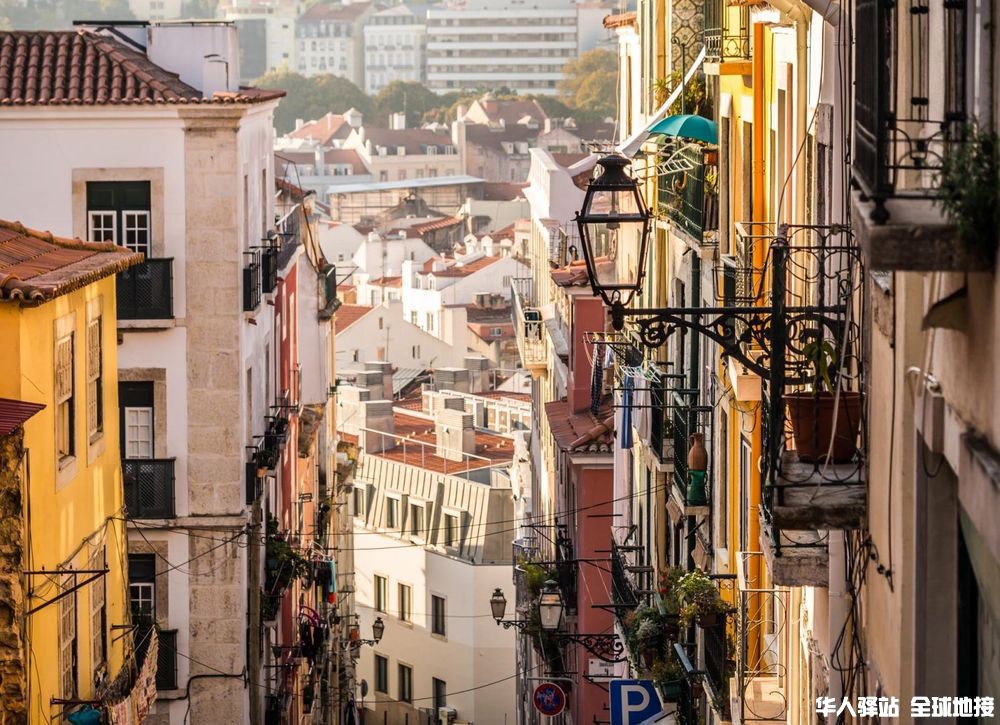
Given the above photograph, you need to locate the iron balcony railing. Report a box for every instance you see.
[261,243,279,294]
[670,390,714,506]
[703,574,737,718]
[123,458,176,519]
[511,277,546,368]
[610,538,652,627]
[735,552,790,723]
[853,0,968,222]
[243,250,262,311]
[275,204,301,270]
[704,0,750,62]
[116,258,173,320]
[658,143,720,244]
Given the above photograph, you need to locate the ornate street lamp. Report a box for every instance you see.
[490,587,508,622]
[537,580,564,632]
[371,616,385,643]
[575,154,652,331]
[351,616,385,647]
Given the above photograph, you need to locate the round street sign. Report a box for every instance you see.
[533,682,566,717]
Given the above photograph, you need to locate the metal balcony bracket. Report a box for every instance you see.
[25,568,109,617]
[557,632,628,663]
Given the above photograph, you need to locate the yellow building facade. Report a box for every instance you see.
[0,220,142,720]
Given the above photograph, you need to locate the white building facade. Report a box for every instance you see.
[363,5,428,94]
[220,0,299,81]
[296,1,373,86]
[425,0,612,96]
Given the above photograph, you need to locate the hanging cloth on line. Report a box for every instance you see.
[591,342,604,415]
[620,374,634,449]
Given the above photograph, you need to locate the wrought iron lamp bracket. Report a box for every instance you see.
[555,632,627,662]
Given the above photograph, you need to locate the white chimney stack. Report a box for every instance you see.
[435,408,476,461]
[390,112,407,130]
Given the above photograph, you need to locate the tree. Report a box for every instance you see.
[252,70,373,135]
[372,81,444,127]
[558,49,617,120]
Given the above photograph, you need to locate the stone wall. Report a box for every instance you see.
[0,431,27,723]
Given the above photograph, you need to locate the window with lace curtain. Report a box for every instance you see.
[56,334,75,461]
[86,317,102,440]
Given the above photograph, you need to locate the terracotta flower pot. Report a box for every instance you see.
[786,392,862,463]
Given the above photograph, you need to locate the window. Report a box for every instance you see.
[411,345,420,359]
[374,575,388,612]
[740,436,752,553]
[718,413,729,549]
[380,170,389,181]
[86,181,152,255]
[90,547,107,671]
[443,514,458,547]
[353,487,366,518]
[398,583,411,622]
[410,311,418,324]
[128,554,156,621]
[86,316,102,440]
[408,503,424,538]
[55,334,75,461]
[378,316,383,330]
[433,677,447,709]
[398,663,413,702]
[502,275,512,288]
[386,497,399,529]
[119,382,154,459]
[59,582,77,698]
[374,654,389,693]
[490,327,503,336]
[431,595,446,636]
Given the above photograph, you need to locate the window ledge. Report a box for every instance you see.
[852,193,994,272]
[118,318,176,331]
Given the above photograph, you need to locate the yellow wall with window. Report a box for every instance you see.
[0,274,130,721]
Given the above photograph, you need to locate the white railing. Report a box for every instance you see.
[511,278,547,368]
[357,426,501,477]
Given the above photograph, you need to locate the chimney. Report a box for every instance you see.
[344,107,363,128]
[201,55,229,98]
[296,118,305,130]
[314,144,325,176]
[544,118,552,134]
[464,355,490,393]
[422,390,466,417]
[390,112,407,130]
[360,401,397,453]
[435,408,476,461]
[365,361,394,401]
[336,384,371,436]
[355,370,384,401]
[433,367,470,394]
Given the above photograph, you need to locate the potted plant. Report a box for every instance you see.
[635,617,662,668]
[937,122,999,267]
[677,571,726,627]
[785,338,863,463]
[651,655,685,702]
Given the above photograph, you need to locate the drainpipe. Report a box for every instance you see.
[827,530,849,722]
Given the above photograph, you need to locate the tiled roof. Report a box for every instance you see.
[604,11,638,27]
[409,216,464,234]
[300,2,372,21]
[466,305,513,322]
[430,255,501,278]
[465,124,539,152]
[545,397,615,453]
[361,127,455,155]
[473,98,548,126]
[0,31,284,106]
[368,411,514,473]
[481,182,527,201]
[335,303,375,332]
[0,219,142,304]
[288,112,352,144]
[0,397,44,437]
[277,148,368,175]
[569,120,617,142]
[479,391,531,403]
[550,257,614,288]
[368,276,401,287]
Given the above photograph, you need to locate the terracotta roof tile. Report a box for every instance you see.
[0,219,142,304]
[335,303,375,332]
[361,127,455,156]
[550,257,613,288]
[603,11,638,28]
[481,182,527,201]
[0,30,284,106]
[430,255,500,278]
[288,112,352,144]
[0,397,44,436]
[367,411,514,473]
[545,397,615,453]
[473,98,548,126]
[368,276,402,287]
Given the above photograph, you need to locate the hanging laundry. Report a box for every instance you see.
[620,374,634,449]
[590,342,604,415]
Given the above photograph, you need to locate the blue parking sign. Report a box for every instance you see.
[609,680,665,725]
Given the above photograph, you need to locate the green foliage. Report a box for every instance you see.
[520,562,556,597]
[0,0,134,29]
[803,339,837,393]
[558,49,617,120]
[677,570,726,626]
[654,72,713,119]
[252,69,373,135]
[265,517,311,594]
[937,122,1000,265]
[180,0,218,19]
[373,81,447,127]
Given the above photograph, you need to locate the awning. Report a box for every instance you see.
[617,46,707,157]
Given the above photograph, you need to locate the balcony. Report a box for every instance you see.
[511,277,547,371]
[669,390,712,518]
[157,629,178,690]
[610,538,652,626]
[851,0,983,270]
[243,250,262,311]
[731,552,789,723]
[658,142,720,247]
[123,459,176,519]
[703,0,750,70]
[116,258,173,322]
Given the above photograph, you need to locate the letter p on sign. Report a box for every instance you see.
[609,680,665,725]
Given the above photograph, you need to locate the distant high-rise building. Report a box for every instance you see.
[219,0,299,81]
[362,4,429,94]
[425,0,614,96]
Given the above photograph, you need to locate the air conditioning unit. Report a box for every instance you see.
[438,707,458,723]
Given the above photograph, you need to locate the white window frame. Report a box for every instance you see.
[124,407,154,459]
[55,334,75,462]
[87,211,116,243]
[122,209,151,256]
[86,316,102,441]
[374,574,389,613]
